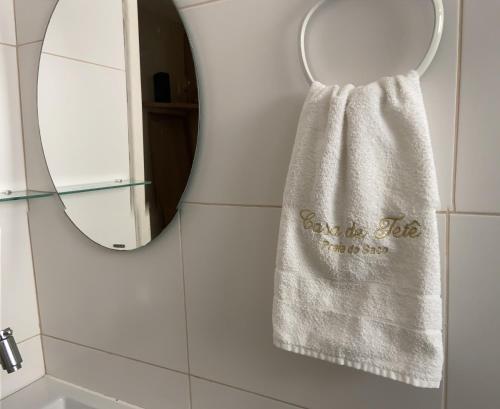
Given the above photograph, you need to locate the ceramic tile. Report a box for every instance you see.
[191,377,300,409]
[0,202,40,342]
[179,0,457,208]
[447,215,500,408]
[437,215,447,318]
[455,0,500,213]
[0,44,26,192]
[420,0,459,210]
[38,53,130,187]
[42,0,126,69]
[0,336,45,399]
[0,0,16,45]
[17,42,53,192]
[29,196,188,372]
[14,0,57,45]
[43,336,190,409]
[181,204,443,409]
[179,0,317,206]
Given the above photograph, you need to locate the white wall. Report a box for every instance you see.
[13,0,500,408]
[0,0,46,399]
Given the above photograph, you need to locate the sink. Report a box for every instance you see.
[2,377,141,409]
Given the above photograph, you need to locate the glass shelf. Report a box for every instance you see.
[57,179,152,196]
[0,189,53,203]
[0,180,151,204]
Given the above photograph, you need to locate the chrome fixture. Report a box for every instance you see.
[0,328,23,374]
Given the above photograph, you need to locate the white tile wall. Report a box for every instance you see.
[421,0,460,210]
[38,54,130,186]
[43,336,190,409]
[0,44,26,192]
[0,203,39,342]
[42,0,126,69]
[447,215,500,408]
[0,2,44,400]
[14,0,57,45]
[445,1,500,405]
[29,197,188,373]
[455,0,500,213]
[0,336,44,399]
[179,0,315,206]
[191,377,301,409]
[15,1,55,191]
[0,0,17,45]
[17,42,52,191]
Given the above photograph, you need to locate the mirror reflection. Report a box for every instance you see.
[38,0,198,250]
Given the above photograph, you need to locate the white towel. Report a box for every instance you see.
[273,71,443,388]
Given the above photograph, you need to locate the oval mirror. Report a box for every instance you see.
[38,0,198,250]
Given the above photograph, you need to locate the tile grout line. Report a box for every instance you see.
[184,202,500,217]
[11,0,17,44]
[178,210,193,409]
[12,0,48,376]
[450,210,500,217]
[16,333,40,345]
[41,51,125,72]
[451,0,465,212]
[443,0,464,401]
[42,334,308,408]
[0,373,44,402]
[183,201,282,209]
[25,214,47,377]
[0,41,16,48]
[178,0,229,11]
[442,211,451,409]
[17,40,43,48]
[189,375,309,409]
[43,334,188,376]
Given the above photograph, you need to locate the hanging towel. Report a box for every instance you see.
[273,71,443,388]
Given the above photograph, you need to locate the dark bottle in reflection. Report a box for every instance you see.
[153,72,171,103]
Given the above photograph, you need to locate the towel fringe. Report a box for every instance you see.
[274,340,441,389]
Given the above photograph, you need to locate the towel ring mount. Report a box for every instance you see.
[300,0,445,83]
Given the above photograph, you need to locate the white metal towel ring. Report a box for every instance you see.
[300,0,445,83]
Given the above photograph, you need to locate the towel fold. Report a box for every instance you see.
[273,71,443,388]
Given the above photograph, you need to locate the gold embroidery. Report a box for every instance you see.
[345,221,368,240]
[300,210,367,240]
[301,209,422,241]
[322,240,346,253]
[374,217,422,239]
[362,244,389,254]
[321,240,389,256]
[300,209,423,257]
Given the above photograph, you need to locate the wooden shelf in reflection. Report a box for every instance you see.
[142,100,198,237]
